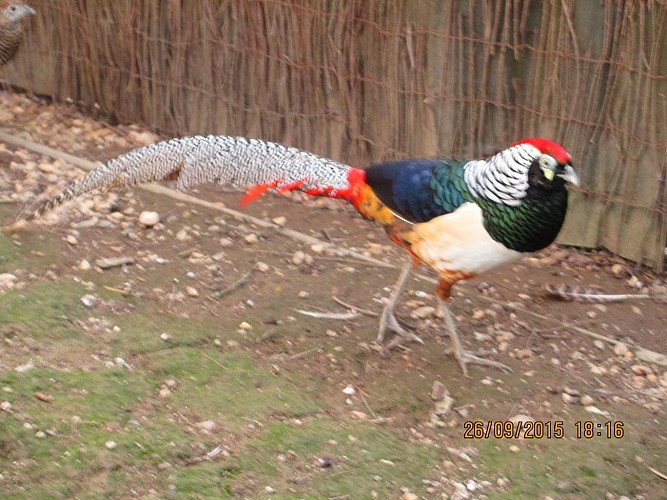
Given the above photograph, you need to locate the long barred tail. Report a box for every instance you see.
[23,135,364,222]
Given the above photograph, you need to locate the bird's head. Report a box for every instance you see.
[2,1,35,23]
[514,138,579,190]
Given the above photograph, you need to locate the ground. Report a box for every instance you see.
[0,91,665,499]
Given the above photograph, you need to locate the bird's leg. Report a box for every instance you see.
[377,258,424,346]
[436,283,512,376]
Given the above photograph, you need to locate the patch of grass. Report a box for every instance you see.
[222,417,441,498]
[0,366,222,498]
[0,234,21,268]
[476,435,657,499]
[0,280,95,337]
[143,347,327,431]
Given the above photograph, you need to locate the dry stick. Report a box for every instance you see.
[2,129,666,367]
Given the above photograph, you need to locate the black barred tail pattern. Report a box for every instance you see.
[31,136,354,220]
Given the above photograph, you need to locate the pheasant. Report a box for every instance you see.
[0,0,35,66]
[13,136,578,375]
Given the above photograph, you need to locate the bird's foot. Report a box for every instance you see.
[377,310,424,350]
[451,349,513,377]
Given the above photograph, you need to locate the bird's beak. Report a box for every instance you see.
[26,6,36,15]
[558,164,579,187]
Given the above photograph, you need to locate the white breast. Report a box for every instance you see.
[411,202,522,276]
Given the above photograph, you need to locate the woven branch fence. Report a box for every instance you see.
[2,0,666,269]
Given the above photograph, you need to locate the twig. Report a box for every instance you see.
[295,309,360,320]
[356,386,379,421]
[215,271,252,298]
[286,347,319,361]
[332,296,379,317]
[202,352,228,371]
[648,465,667,481]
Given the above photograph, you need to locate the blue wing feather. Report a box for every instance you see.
[365,159,470,223]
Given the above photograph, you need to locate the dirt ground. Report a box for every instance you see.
[0,91,666,499]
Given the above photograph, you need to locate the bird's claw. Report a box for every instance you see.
[377,311,424,349]
[453,350,513,377]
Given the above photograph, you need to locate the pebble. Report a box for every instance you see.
[65,234,78,245]
[411,305,435,319]
[105,440,117,450]
[196,420,217,432]
[431,381,448,401]
[175,229,190,241]
[593,340,605,350]
[342,385,356,395]
[185,286,199,297]
[219,237,234,247]
[238,321,252,331]
[138,211,160,227]
[310,243,324,254]
[244,233,259,244]
[80,294,99,308]
[631,365,651,376]
[0,401,12,411]
[158,388,171,398]
[78,259,92,271]
[272,216,286,226]
[292,251,306,265]
[580,394,594,405]
[613,343,629,356]
[160,332,171,341]
[0,273,17,289]
[255,261,270,272]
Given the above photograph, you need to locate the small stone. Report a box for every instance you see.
[164,379,178,389]
[272,216,287,227]
[105,440,117,450]
[35,431,46,439]
[514,348,533,359]
[158,388,171,398]
[310,243,324,254]
[196,420,217,432]
[434,397,454,417]
[238,321,252,331]
[138,211,160,227]
[411,305,435,319]
[65,234,78,245]
[471,308,485,320]
[80,294,98,308]
[562,392,580,405]
[351,410,368,420]
[292,251,306,265]
[244,233,259,244]
[185,286,199,297]
[0,401,12,412]
[175,229,190,241]
[611,263,625,276]
[158,462,172,470]
[219,237,234,247]
[78,260,92,271]
[613,343,629,356]
[342,385,356,395]
[509,445,520,453]
[626,275,643,289]
[631,365,651,376]
[402,493,418,500]
[256,261,270,272]
[631,305,642,316]
[580,395,594,405]
[431,381,448,401]
[593,340,605,350]
[160,332,171,341]
[264,486,275,494]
